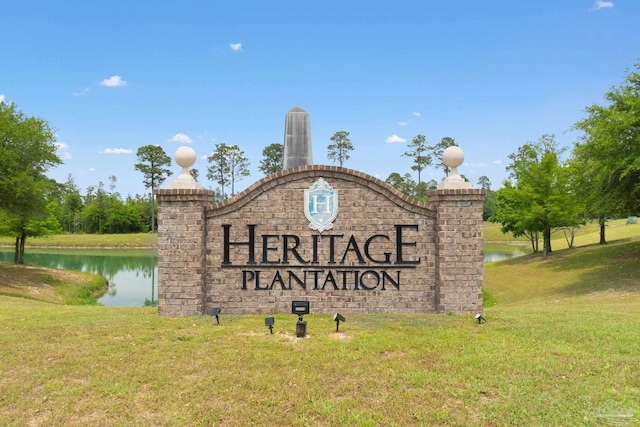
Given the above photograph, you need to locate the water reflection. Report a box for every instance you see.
[483,244,530,262]
[0,248,157,307]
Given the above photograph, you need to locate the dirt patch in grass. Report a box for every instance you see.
[328,332,353,341]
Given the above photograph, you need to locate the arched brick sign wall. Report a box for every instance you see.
[156,165,485,316]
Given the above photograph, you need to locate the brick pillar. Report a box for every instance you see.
[155,188,214,317]
[429,188,486,314]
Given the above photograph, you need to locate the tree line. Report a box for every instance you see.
[1,63,638,262]
[491,64,640,256]
[0,119,356,263]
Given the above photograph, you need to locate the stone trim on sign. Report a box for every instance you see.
[208,165,434,219]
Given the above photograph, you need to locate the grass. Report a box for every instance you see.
[0,263,107,305]
[0,233,157,248]
[485,220,640,306]
[483,218,635,246]
[1,295,638,425]
[0,222,639,425]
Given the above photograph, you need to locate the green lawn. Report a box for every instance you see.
[0,223,639,425]
[0,233,157,248]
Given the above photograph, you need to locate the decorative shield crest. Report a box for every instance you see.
[304,178,338,232]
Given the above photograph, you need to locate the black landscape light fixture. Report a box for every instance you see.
[265,316,275,334]
[475,313,487,324]
[292,300,310,317]
[333,313,346,332]
[292,301,310,338]
[210,307,221,324]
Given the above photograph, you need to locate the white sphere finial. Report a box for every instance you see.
[437,145,472,189]
[443,146,464,169]
[168,146,203,189]
[175,146,197,169]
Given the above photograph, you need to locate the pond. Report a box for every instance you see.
[0,248,157,307]
[483,243,531,263]
[0,244,529,307]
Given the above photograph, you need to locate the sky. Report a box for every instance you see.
[2,0,638,197]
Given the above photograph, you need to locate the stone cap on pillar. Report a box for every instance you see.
[167,146,203,190]
[437,145,473,190]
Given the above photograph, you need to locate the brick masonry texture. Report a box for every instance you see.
[156,166,485,316]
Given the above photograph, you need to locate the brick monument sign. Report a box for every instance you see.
[155,108,485,316]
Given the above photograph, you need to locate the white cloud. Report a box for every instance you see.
[230,43,243,52]
[73,87,90,96]
[169,133,194,144]
[55,142,72,160]
[593,0,614,9]
[0,94,4,103]
[100,75,127,87]
[412,112,421,117]
[88,167,96,172]
[397,122,409,126]
[385,134,407,143]
[492,159,502,165]
[100,148,134,154]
